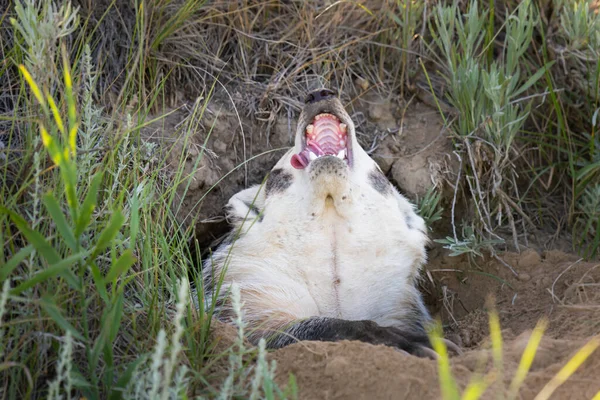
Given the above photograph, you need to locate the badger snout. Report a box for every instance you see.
[308,155,350,201]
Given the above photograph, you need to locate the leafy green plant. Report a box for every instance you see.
[435,225,504,261]
[387,0,426,97]
[427,0,550,252]
[2,49,142,399]
[549,0,600,257]
[0,1,298,397]
[416,186,444,229]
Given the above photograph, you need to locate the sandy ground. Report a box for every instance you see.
[153,92,600,399]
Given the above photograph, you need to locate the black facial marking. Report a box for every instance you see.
[266,168,293,195]
[369,169,392,195]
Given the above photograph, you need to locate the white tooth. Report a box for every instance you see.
[306,124,314,134]
[314,114,322,121]
[340,123,347,132]
[337,149,346,159]
[309,152,317,161]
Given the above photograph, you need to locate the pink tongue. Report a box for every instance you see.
[291,151,309,169]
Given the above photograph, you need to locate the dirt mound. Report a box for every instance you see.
[267,250,600,399]
[270,334,599,400]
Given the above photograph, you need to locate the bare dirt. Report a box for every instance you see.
[155,92,600,399]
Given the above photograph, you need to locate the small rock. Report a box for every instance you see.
[518,273,531,282]
[518,249,541,268]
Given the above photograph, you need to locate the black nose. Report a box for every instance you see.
[304,88,337,104]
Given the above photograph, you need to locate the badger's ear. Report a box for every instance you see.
[225,184,266,229]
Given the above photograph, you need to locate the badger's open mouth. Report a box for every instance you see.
[291,113,349,169]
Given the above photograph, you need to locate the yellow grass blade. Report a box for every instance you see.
[592,390,600,400]
[488,307,504,400]
[18,65,46,108]
[62,45,77,157]
[430,323,460,400]
[40,125,52,148]
[534,336,600,400]
[46,93,65,135]
[461,373,495,400]
[68,124,78,157]
[40,125,63,166]
[507,318,548,400]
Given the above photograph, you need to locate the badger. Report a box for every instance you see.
[202,88,456,357]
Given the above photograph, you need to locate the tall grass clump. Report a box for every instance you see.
[2,1,194,397]
[547,0,600,257]
[0,1,290,398]
[428,0,550,260]
[420,0,600,259]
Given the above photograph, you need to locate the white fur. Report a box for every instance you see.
[204,123,428,335]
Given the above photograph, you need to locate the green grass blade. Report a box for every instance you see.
[91,210,125,258]
[461,375,492,400]
[45,91,66,136]
[11,252,86,295]
[76,172,102,237]
[61,44,78,157]
[0,245,34,281]
[39,125,64,167]
[43,192,78,252]
[2,206,60,264]
[105,249,135,283]
[40,295,85,341]
[430,322,460,400]
[108,293,124,343]
[17,64,48,113]
[89,261,108,304]
[511,61,555,99]
[108,357,145,400]
[129,189,140,246]
[488,308,504,391]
